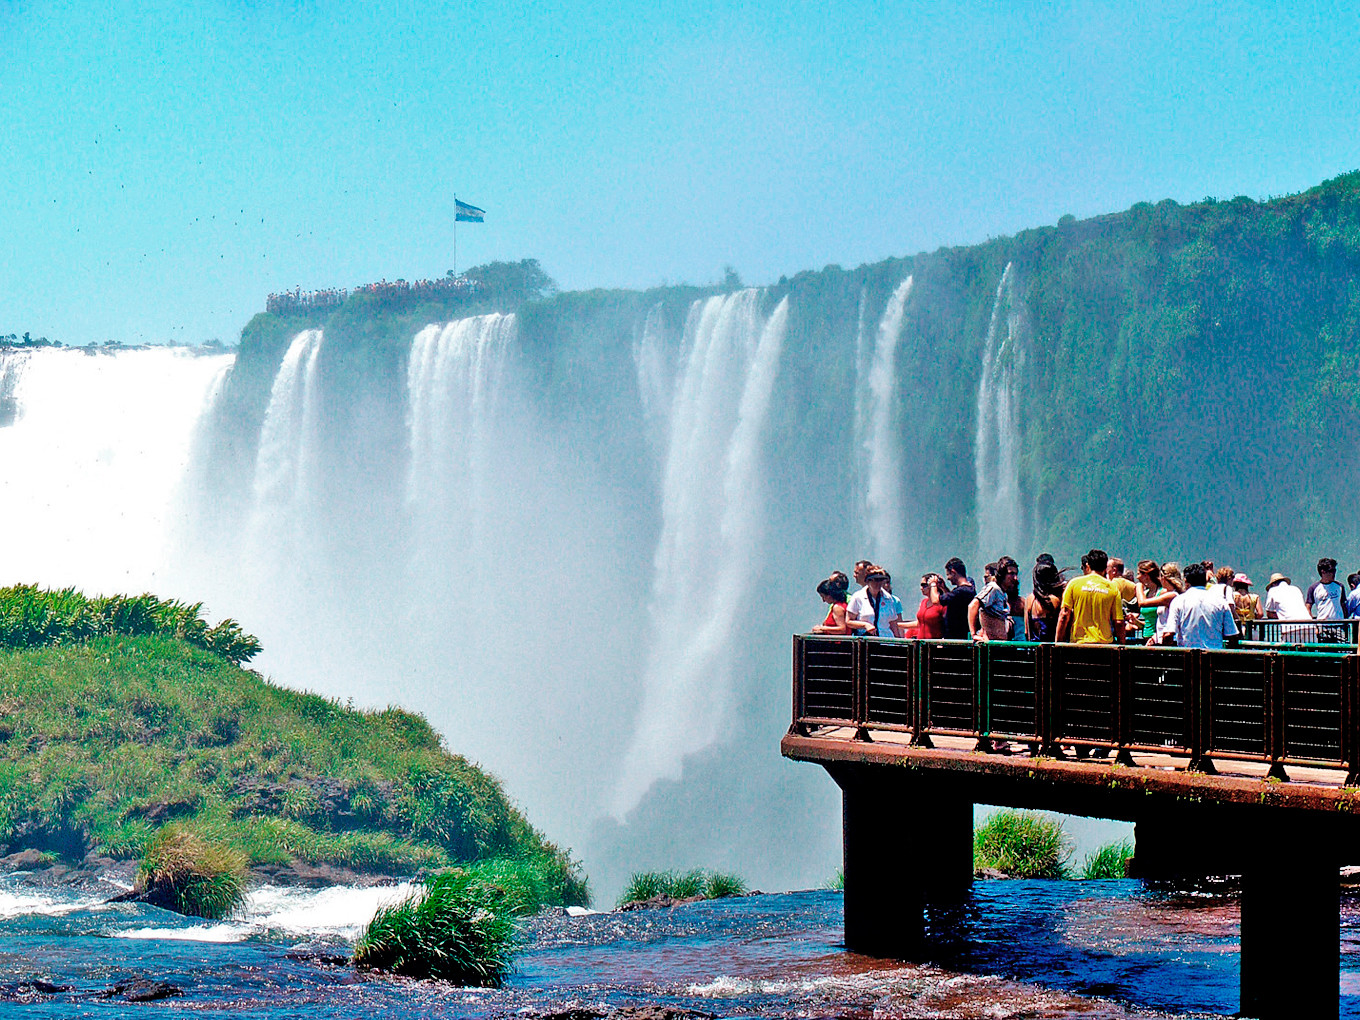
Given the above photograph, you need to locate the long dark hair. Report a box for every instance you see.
[1033,561,1064,600]
[817,573,849,602]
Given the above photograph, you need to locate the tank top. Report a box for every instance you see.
[823,602,846,629]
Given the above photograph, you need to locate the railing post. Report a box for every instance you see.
[1040,642,1062,757]
[1266,651,1288,780]
[1116,644,1135,766]
[1346,654,1360,786]
[791,635,805,735]
[1188,649,1216,774]
[853,637,871,742]
[912,641,933,748]
[973,640,994,752]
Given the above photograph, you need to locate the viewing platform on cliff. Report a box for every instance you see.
[783,634,1360,1020]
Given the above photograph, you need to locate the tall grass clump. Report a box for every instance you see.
[973,810,1072,879]
[353,870,518,984]
[135,824,248,919]
[617,868,747,906]
[1081,838,1135,879]
[0,585,261,664]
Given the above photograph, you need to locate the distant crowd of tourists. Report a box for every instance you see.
[813,553,1360,650]
[265,275,477,316]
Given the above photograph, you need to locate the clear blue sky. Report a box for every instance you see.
[3,0,1358,345]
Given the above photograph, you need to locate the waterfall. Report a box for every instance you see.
[405,314,515,565]
[611,290,790,817]
[974,263,1025,558]
[0,346,233,594]
[632,302,676,457]
[858,277,913,571]
[244,329,325,570]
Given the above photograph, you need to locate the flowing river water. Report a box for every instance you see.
[5,876,1360,1018]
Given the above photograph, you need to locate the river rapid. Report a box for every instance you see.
[5,876,1360,1018]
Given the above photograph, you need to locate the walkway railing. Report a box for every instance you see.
[792,635,1360,782]
[1241,618,1360,645]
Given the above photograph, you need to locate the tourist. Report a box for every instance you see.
[1232,574,1261,626]
[971,556,1019,641]
[1136,561,1176,643]
[811,573,862,635]
[1165,562,1240,649]
[941,557,976,640]
[1347,571,1360,620]
[915,573,948,639]
[1305,557,1348,641]
[1106,557,1137,605]
[848,560,873,600]
[1025,559,1065,642]
[1215,566,1236,605]
[1055,548,1125,644]
[1263,573,1310,642]
[983,562,998,586]
[877,569,906,636]
[847,566,901,638]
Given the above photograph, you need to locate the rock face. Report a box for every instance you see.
[0,850,137,892]
[100,980,183,1002]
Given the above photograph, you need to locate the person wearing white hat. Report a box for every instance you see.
[1263,573,1309,641]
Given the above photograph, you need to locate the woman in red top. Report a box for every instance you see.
[811,572,857,634]
[915,573,948,639]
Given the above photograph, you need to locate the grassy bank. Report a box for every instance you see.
[0,588,586,902]
[617,869,747,907]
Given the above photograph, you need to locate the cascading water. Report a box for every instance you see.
[632,302,677,456]
[0,346,233,595]
[406,314,515,574]
[245,328,325,568]
[857,277,913,571]
[611,290,790,817]
[974,263,1026,558]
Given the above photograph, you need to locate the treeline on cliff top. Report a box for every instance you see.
[0,585,587,904]
[217,172,1360,572]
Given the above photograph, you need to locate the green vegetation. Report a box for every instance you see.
[0,585,260,664]
[353,868,519,985]
[134,824,247,919]
[824,868,844,892]
[0,600,588,900]
[973,810,1072,879]
[617,868,748,906]
[1081,839,1135,879]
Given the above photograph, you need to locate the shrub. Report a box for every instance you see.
[1081,838,1135,879]
[824,868,844,892]
[973,810,1072,879]
[616,868,747,907]
[353,870,518,985]
[136,824,248,919]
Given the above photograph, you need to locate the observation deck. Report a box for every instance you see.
[782,634,1360,1019]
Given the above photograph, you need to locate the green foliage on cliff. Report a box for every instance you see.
[0,625,587,900]
[0,585,260,664]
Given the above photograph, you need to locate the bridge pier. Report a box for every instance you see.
[836,766,972,956]
[1240,841,1340,1020]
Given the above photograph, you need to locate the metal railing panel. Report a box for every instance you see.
[1280,651,1345,764]
[865,640,915,730]
[1204,650,1270,758]
[1126,646,1194,754]
[1052,643,1120,746]
[799,636,857,725]
[1244,619,1359,646]
[920,640,977,735]
[983,642,1042,740]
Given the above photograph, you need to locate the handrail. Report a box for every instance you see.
[791,635,1360,783]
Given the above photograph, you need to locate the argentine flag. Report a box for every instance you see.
[455,199,485,223]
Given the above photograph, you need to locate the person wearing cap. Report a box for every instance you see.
[847,566,902,638]
[1263,572,1309,642]
[1231,573,1261,625]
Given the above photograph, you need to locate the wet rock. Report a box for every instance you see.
[0,979,71,1000]
[0,848,52,871]
[249,861,397,888]
[519,1009,714,1020]
[101,979,183,1002]
[616,894,705,911]
[975,867,1012,880]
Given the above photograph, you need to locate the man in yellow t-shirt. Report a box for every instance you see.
[1056,549,1126,644]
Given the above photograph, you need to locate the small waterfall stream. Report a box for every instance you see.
[859,277,913,571]
[974,263,1026,559]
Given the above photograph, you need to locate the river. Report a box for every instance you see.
[4,875,1358,1018]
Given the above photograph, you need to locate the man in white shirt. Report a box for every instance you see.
[847,567,902,637]
[1263,572,1311,641]
[1166,562,1240,649]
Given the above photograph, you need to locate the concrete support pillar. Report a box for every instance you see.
[838,768,972,957]
[1240,847,1339,1020]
